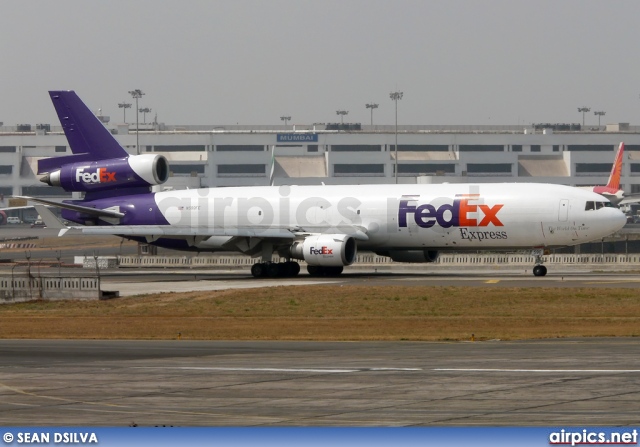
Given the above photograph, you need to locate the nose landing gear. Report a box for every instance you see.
[533,264,547,277]
[532,249,547,277]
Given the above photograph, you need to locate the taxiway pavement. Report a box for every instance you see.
[98,268,640,296]
[0,339,638,426]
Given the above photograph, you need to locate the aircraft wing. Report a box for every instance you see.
[55,222,369,241]
[16,195,370,241]
[67,225,298,239]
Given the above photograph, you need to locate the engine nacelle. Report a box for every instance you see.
[40,154,169,193]
[290,234,357,267]
[377,249,439,263]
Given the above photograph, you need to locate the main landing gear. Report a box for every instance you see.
[532,250,547,277]
[249,262,345,278]
[306,265,344,277]
[251,261,300,278]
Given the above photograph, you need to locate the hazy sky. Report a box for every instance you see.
[2,0,640,126]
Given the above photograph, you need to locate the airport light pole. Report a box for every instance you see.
[366,103,379,126]
[139,107,152,124]
[128,89,144,155]
[594,111,606,128]
[336,110,348,124]
[118,102,131,123]
[280,116,291,127]
[390,91,403,184]
[578,106,590,128]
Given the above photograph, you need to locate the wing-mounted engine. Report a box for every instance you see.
[40,154,169,193]
[290,234,357,266]
[376,249,439,263]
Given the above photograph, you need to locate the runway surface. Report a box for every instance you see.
[0,339,638,426]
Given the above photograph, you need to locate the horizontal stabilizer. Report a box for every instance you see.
[16,196,125,219]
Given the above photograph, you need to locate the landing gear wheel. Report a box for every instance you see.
[284,261,300,277]
[324,266,344,276]
[267,263,282,278]
[533,265,547,277]
[251,263,266,278]
[306,265,344,276]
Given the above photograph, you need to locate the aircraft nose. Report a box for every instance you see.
[610,208,627,232]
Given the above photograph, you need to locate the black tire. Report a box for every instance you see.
[324,266,344,276]
[533,265,547,277]
[267,263,282,278]
[251,263,265,278]
[284,261,300,277]
[307,265,321,276]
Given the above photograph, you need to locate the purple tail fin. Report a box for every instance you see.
[38,91,129,174]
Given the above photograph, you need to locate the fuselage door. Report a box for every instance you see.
[558,199,569,222]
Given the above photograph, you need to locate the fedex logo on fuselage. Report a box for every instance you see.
[75,167,116,184]
[310,246,333,255]
[399,194,504,228]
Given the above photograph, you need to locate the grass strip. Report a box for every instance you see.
[0,285,638,340]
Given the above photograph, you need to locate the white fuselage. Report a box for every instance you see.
[150,183,626,252]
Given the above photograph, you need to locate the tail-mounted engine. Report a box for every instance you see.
[290,234,357,267]
[40,154,169,193]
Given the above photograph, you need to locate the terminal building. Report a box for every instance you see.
[1,120,640,205]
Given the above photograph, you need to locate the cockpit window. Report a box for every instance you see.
[585,201,612,211]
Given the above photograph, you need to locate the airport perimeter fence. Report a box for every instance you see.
[0,273,118,303]
[95,253,640,268]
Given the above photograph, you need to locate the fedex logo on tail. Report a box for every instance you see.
[399,194,504,228]
[75,167,116,184]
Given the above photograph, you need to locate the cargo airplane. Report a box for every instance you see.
[20,91,627,277]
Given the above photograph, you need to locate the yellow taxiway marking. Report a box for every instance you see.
[484,280,500,284]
